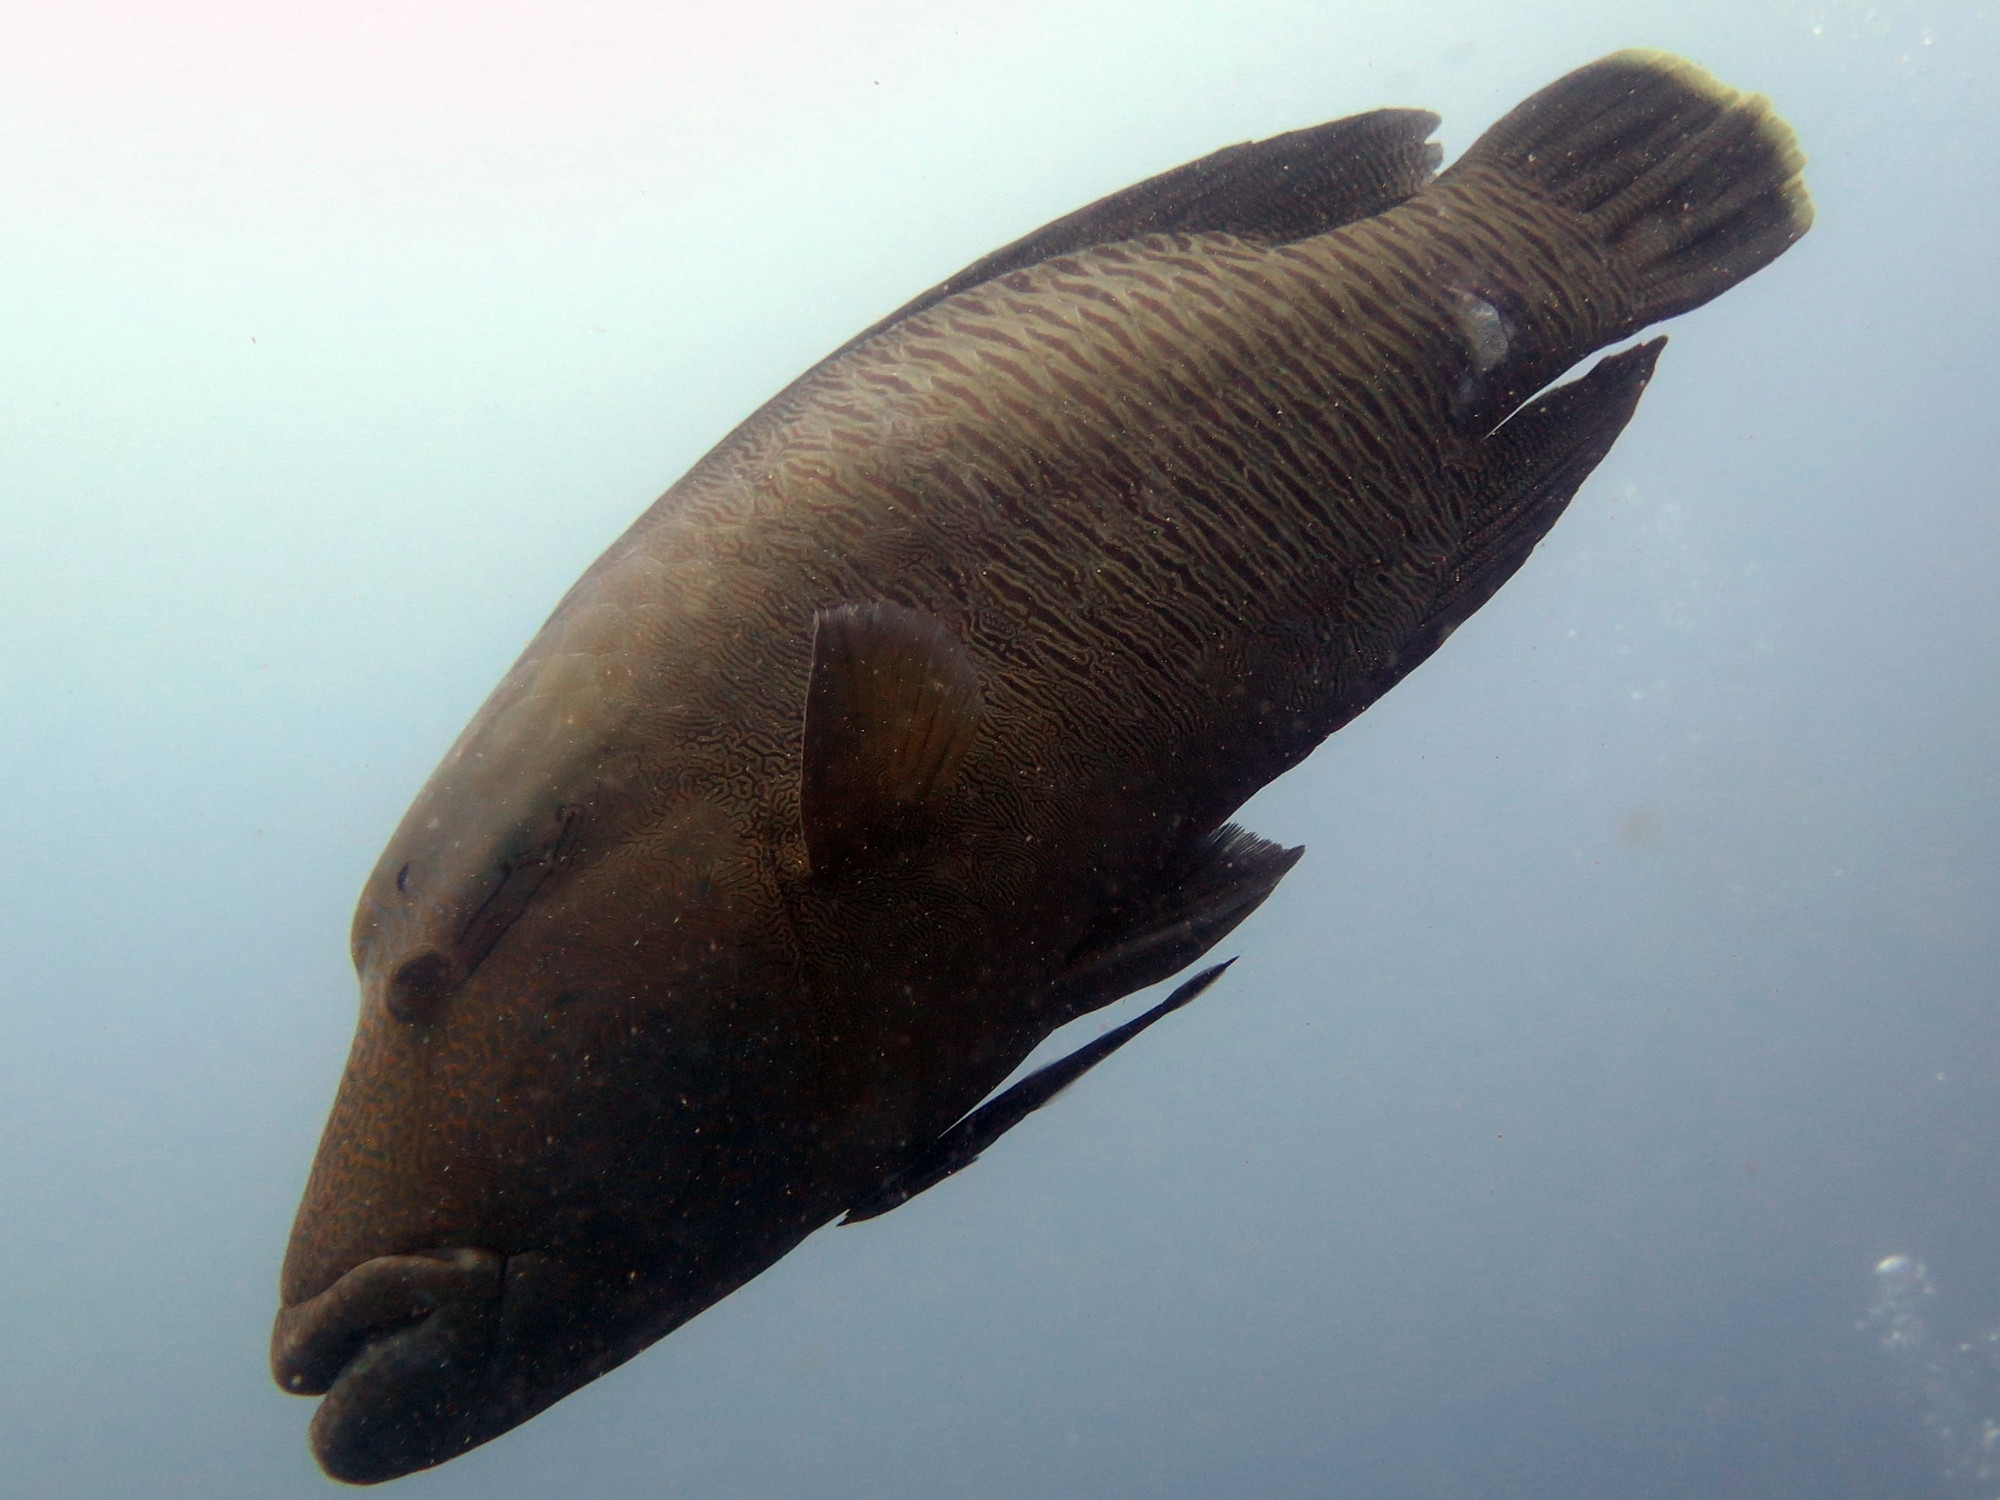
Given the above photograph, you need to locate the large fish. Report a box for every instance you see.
[274,51,1810,1482]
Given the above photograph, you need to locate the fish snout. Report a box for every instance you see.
[272,1246,509,1483]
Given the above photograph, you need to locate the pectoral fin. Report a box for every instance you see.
[842,960,1234,1224]
[1053,824,1301,1023]
[801,602,983,878]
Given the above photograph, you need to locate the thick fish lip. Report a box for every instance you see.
[272,1247,509,1484]
[272,1246,505,1396]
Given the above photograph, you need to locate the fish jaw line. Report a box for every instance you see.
[272,1246,510,1484]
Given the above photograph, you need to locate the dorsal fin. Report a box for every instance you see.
[845,107,1442,348]
[699,108,1442,462]
[801,602,983,879]
[1052,824,1302,1024]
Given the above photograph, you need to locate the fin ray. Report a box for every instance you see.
[1444,49,1812,330]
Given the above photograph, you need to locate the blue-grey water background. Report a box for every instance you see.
[4,2,1996,1495]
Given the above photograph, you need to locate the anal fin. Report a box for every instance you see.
[1383,337,1666,686]
[1440,338,1664,637]
[1052,824,1301,1023]
[842,961,1233,1225]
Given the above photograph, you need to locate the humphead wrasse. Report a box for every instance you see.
[275,52,1810,1482]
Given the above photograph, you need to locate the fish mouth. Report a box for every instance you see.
[271,1247,519,1484]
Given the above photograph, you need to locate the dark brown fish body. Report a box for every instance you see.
[276,52,1810,1482]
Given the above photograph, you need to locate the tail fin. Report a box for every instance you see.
[1448,50,1812,327]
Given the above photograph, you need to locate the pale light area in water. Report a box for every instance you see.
[2,0,1996,1495]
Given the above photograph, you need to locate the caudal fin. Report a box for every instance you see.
[1449,50,1812,328]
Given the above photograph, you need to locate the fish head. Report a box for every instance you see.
[274,642,819,1482]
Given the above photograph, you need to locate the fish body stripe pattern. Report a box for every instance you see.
[557,165,1627,968]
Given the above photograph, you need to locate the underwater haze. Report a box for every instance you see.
[3,2,1995,1496]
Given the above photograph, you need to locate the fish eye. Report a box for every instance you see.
[394,862,412,895]
[387,950,456,1023]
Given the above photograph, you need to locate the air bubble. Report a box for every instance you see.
[1865,1253,2000,1492]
